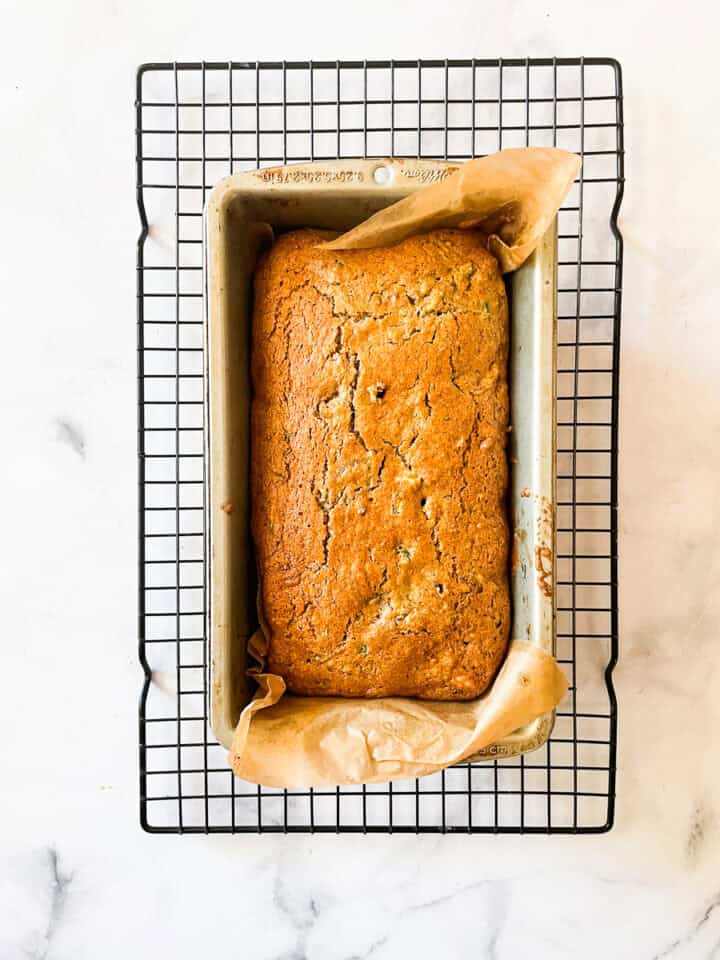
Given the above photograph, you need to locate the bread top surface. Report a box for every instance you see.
[251,227,510,700]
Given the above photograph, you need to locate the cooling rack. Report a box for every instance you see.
[137,58,622,834]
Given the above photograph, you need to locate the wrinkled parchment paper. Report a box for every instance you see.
[323,147,581,272]
[229,147,578,788]
[232,640,567,788]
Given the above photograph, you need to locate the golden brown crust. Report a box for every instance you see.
[251,228,510,700]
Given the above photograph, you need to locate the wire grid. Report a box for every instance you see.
[137,58,622,834]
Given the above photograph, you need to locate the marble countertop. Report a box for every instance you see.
[2,0,719,956]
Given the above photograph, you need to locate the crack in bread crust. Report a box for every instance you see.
[251,228,510,700]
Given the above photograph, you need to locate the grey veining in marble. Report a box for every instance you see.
[38,850,73,960]
[54,419,86,459]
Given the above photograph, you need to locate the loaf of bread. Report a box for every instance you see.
[251,228,510,700]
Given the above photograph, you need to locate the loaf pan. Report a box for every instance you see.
[204,158,557,762]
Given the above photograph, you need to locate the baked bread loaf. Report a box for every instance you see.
[251,228,510,700]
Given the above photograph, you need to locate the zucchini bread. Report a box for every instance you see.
[251,228,510,700]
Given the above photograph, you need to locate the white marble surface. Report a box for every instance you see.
[2,0,720,956]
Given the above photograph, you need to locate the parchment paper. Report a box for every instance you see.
[322,147,581,272]
[229,147,578,788]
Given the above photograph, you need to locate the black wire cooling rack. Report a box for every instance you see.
[136,58,623,834]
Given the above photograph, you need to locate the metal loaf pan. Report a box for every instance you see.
[204,158,557,762]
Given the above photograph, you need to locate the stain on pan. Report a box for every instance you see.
[534,544,553,599]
